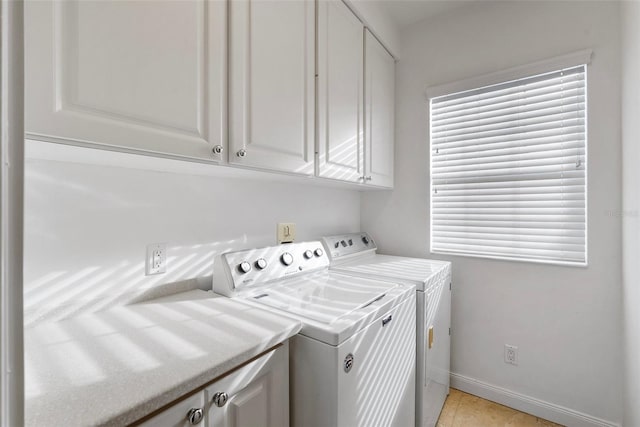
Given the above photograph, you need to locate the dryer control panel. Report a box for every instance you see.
[321,232,377,261]
[214,241,329,297]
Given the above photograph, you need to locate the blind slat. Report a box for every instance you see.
[433,225,585,237]
[433,126,584,150]
[432,99,585,134]
[430,64,587,264]
[433,71,584,112]
[433,93,585,127]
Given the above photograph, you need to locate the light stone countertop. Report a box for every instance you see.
[24,290,302,426]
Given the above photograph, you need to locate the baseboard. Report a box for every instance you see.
[450,372,620,427]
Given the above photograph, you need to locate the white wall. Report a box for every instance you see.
[362,1,622,425]
[621,2,640,426]
[23,144,360,326]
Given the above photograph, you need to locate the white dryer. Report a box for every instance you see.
[214,241,416,427]
[322,233,451,427]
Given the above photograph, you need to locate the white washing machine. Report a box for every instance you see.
[322,233,451,427]
[214,241,416,427]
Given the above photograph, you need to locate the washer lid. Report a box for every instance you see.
[247,272,398,324]
[333,254,451,291]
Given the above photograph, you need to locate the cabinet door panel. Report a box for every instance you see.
[229,0,315,174]
[207,344,288,427]
[364,30,395,188]
[317,0,364,182]
[228,376,269,427]
[25,0,226,161]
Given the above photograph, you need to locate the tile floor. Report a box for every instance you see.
[437,388,564,427]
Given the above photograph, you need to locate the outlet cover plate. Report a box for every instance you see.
[277,223,296,244]
[146,243,167,275]
[504,344,518,365]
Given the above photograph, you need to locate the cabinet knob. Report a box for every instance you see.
[213,391,228,407]
[186,408,204,425]
[236,149,247,158]
[344,353,354,373]
[365,176,372,181]
[212,145,224,155]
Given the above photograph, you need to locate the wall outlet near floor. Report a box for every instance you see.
[146,243,167,275]
[504,344,518,365]
[277,223,296,243]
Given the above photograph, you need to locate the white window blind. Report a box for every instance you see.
[430,65,587,265]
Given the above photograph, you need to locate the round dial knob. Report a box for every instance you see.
[303,250,313,259]
[362,236,370,245]
[255,258,267,270]
[314,248,324,257]
[281,252,294,266]
[238,261,252,274]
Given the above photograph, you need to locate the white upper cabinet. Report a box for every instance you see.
[25,0,227,162]
[317,0,365,183]
[229,0,315,175]
[364,30,395,188]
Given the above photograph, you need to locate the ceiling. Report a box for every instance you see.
[374,0,476,28]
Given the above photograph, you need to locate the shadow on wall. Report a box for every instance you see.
[23,240,237,327]
[22,140,361,327]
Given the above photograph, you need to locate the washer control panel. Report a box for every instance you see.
[215,241,330,296]
[321,232,377,261]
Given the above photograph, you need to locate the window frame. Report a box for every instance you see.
[426,50,592,267]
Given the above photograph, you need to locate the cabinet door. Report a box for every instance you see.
[206,344,289,427]
[25,0,226,162]
[364,30,395,188]
[138,392,206,427]
[317,0,364,182]
[229,0,315,175]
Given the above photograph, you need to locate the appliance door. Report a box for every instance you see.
[337,295,416,427]
[422,273,452,427]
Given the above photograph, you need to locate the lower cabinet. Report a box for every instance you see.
[138,343,289,427]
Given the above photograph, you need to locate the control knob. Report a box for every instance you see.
[362,236,370,245]
[314,248,324,257]
[255,258,267,270]
[281,252,294,266]
[238,261,252,274]
[303,250,313,259]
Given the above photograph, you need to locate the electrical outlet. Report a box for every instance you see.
[504,344,518,365]
[146,243,167,275]
[277,223,296,244]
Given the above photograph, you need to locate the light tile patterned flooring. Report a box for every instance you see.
[437,389,564,427]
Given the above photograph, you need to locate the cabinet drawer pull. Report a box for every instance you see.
[344,353,354,373]
[213,391,228,407]
[186,408,204,425]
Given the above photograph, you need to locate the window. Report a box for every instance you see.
[429,62,587,265]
